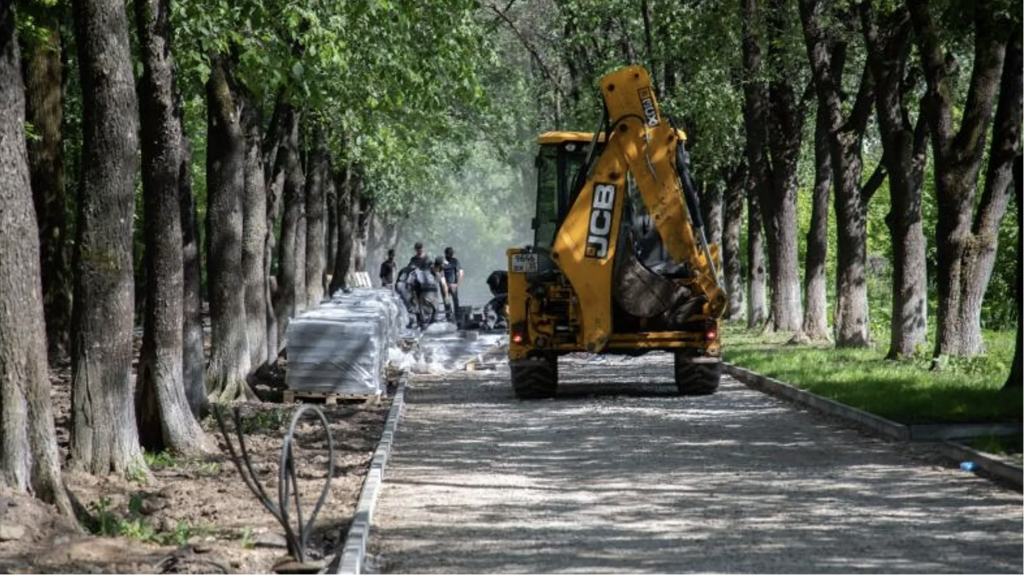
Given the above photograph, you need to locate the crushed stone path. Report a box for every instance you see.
[369,353,1023,574]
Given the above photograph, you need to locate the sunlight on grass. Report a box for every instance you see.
[722,324,1022,424]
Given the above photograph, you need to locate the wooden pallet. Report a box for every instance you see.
[283,390,381,405]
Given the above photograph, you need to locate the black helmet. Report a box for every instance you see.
[433,255,446,267]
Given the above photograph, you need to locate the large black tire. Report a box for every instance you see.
[510,356,558,399]
[674,353,721,395]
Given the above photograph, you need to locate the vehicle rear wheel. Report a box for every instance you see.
[510,355,558,399]
[674,353,721,395]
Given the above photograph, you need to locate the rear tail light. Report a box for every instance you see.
[705,328,718,341]
[511,332,524,344]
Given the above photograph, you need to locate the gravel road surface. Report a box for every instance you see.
[369,353,1022,573]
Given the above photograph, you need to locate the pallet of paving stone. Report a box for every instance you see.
[283,390,382,405]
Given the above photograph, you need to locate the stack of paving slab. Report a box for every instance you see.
[285,288,410,396]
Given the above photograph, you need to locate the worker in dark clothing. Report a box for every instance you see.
[394,263,418,327]
[442,247,463,323]
[379,248,397,289]
[409,241,428,269]
[411,255,446,328]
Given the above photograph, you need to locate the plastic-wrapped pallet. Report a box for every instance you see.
[285,303,388,395]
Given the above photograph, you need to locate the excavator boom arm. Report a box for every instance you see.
[550,66,726,352]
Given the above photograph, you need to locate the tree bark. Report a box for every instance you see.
[204,55,254,402]
[800,0,877,348]
[325,173,338,289]
[722,163,746,322]
[134,0,209,454]
[239,89,268,369]
[351,175,370,273]
[179,134,205,417]
[701,181,724,247]
[909,0,1009,359]
[22,18,71,362]
[798,105,831,342]
[952,22,1021,357]
[762,0,806,333]
[1005,155,1022,389]
[741,0,802,332]
[304,134,329,308]
[0,4,72,514]
[329,165,354,295]
[70,0,147,475]
[747,178,767,328]
[274,104,304,342]
[860,4,929,359]
[740,0,767,328]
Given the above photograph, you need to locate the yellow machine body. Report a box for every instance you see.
[505,66,726,398]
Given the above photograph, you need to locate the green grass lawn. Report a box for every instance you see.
[722,323,1023,425]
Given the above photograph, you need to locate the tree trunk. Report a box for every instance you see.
[134,0,209,454]
[0,6,72,514]
[909,0,1008,359]
[69,0,147,475]
[274,105,305,341]
[180,134,205,418]
[747,179,767,328]
[204,55,254,402]
[763,0,805,333]
[304,135,329,308]
[799,106,831,341]
[351,174,370,273]
[325,175,338,290]
[329,165,354,295]
[1005,155,1022,389]
[951,22,1021,357]
[740,0,766,328]
[701,181,724,247]
[800,0,876,348]
[722,164,746,322]
[860,3,929,359]
[22,20,71,362]
[239,90,268,369]
[831,134,871,347]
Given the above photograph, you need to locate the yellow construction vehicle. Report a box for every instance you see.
[506,66,727,399]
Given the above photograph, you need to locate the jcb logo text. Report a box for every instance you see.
[586,184,616,259]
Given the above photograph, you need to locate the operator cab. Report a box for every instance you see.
[532,131,605,251]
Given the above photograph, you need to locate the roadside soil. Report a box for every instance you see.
[0,351,392,574]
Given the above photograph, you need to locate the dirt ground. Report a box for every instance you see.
[0,355,393,574]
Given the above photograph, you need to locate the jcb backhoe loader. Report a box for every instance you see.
[506,66,727,399]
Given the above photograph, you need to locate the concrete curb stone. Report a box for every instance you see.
[337,375,408,574]
[722,362,1022,490]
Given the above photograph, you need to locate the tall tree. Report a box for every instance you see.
[240,90,268,369]
[21,6,71,361]
[909,0,1015,359]
[329,165,354,295]
[0,0,72,514]
[800,0,882,348]
[134,0,209,453]
[722,163,746,322]
[274,104,304,341]
[205,55,254,402]
[304,132,329,308]
[860,2,929,359]
[746,179,767,327]
[740,0,806,333]
[70,0,147,474]
[1005,155,1022,389]
[796,105,832,342]
[740,0,768,328]
[180,135,205,417]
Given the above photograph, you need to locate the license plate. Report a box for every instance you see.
[510,253,539,273]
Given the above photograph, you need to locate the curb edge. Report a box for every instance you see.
[337,375,408,574]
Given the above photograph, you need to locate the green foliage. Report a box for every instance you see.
[86,494,212,546]
[143,450,179,469]
[723,324,1022,424]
